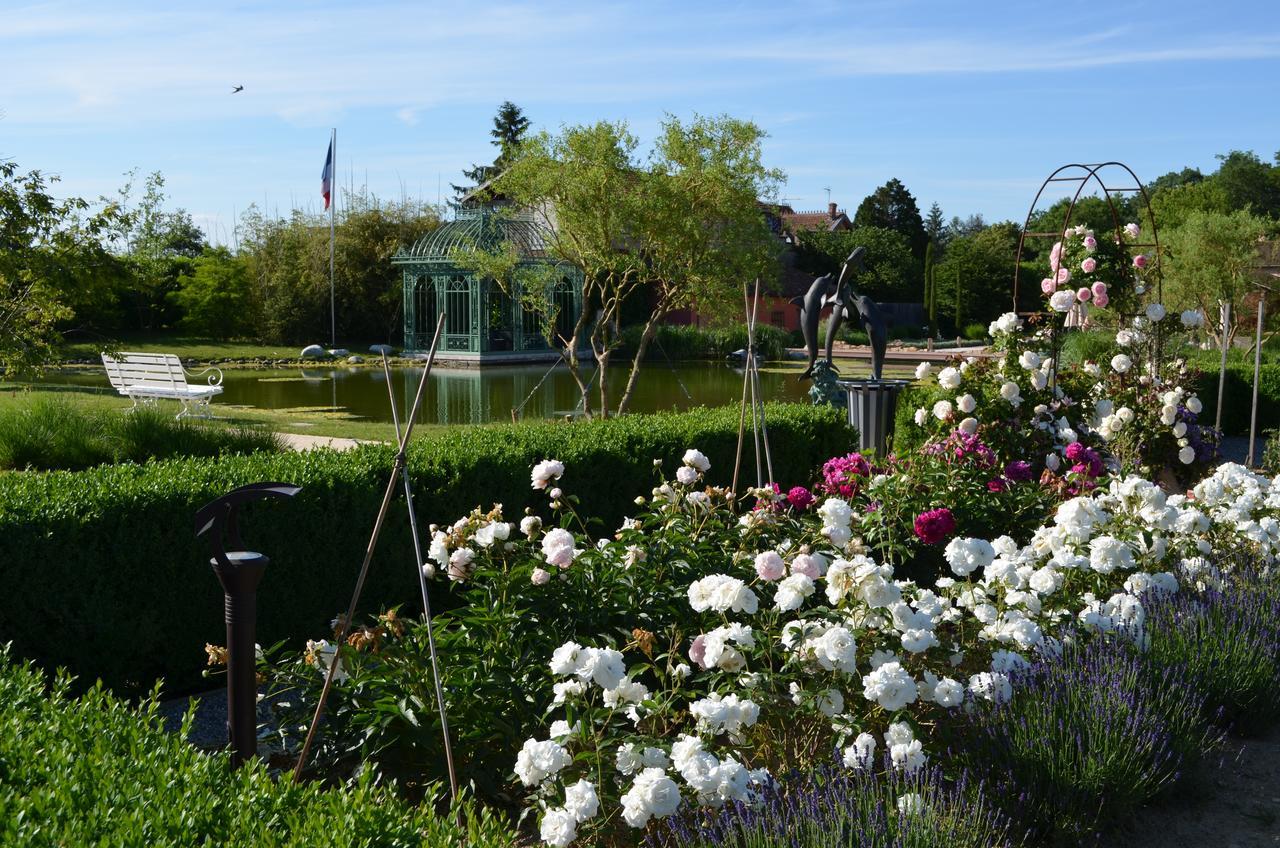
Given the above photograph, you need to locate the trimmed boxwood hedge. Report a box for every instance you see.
[0,649,517,847]
[0,403,852,695]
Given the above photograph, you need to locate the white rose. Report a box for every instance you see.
[932,400,953,420]
[682,448,710,472]
[913,408,928,426]
[937,367,961,390]
[539,808,577,847]
[1110,354,1132,374]
[915,362,932,380]
[1179,446,1196,464]
[1050,290,1075,312]
[957,394,976,413]
[1146,303,1166,322]
[958,417,978,435]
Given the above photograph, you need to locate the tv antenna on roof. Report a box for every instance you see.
[824,186,832,205]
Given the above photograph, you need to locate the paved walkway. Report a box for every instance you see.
[786,343,991,364]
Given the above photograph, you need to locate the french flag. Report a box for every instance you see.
[321,138,334,211]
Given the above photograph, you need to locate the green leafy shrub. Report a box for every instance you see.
[1190,362,1280,436]
[1058,328,1116,366]
[0,403,852,695]
[961,322,987,341]
[0,648,516,847]
[841,328,871,346]
[0,394,284,471]
[618,323,790,362]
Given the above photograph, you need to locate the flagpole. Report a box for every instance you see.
[329,128,337,348]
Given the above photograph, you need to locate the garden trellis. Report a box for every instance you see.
[1013,162,1165,386]
[291,313,458,800]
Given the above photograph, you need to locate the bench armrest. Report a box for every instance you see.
[184,365,224,388]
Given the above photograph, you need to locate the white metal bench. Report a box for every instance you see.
[101,352,224,419]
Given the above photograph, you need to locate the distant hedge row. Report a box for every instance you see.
[1191,363,1280,436]
[0,403,852,694]
[0,649,517,847]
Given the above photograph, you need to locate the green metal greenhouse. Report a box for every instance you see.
[391,205,584,364]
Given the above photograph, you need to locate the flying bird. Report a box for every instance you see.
[231,85,244,93]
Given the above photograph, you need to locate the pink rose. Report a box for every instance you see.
[1041,277,1057,294]
[1049,242,1062,271]
[1124,222,1140,239]
[1093,292,1109,307]
[1077,287,1092,302]
[1081,257,1097,274]
[689,634,708,668]
[1084,235,1097,250]
[790,554,820,579]
[1133,254,1148,269]
[1055,267,1072,285]
[754,551,785,582]
[1091,281,1107,297]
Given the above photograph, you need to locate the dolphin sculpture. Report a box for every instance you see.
[825,288,888,380]
[790,272,838,378]
[793,247,868,380]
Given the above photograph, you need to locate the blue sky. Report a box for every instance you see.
[2,0,1278,244]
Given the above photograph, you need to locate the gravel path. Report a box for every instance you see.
[1120,724,1280,847]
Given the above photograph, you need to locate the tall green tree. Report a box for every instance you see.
[853,178,928,259]
[468,115,783,417]
[924,202,946,249]
[935,222,1021,331]
[793,226,918,302]
[113,170,206,331]
[452,101,532,199]
[1163,208,1269,347]
[923,240,936,335]
[0,162,126,372]
[238,191,439,343]
[170,246,255,338]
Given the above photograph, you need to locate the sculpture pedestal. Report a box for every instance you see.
[837,379,911,457]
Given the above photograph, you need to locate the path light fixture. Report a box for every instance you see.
[195,481,302,767]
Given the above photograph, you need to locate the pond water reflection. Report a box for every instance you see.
[40,361,900,426]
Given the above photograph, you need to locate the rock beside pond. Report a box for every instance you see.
[300,344,326,358]
[346,355,364,364]
[369,344,395,355]
[328,348,350,357]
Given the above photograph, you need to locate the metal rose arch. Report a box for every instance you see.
[1012,161,1165,383]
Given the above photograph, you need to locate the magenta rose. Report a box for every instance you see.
[1004,460,1033,482]
[1084,235,1098,250]
[787,486,815,510]
[1133,254,1148,269]
[987,478,1008,493]
[1094,292,1109,307]
[913,507,956,545]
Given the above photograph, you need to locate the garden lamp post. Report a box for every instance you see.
[195,482,302,767]
[1248,282,1273,467]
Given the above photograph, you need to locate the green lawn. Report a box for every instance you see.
[0,384,428,442]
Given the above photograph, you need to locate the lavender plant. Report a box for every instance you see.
[645,762,1020,848]
[957,635,1222,842]
[1144,577,1280,733]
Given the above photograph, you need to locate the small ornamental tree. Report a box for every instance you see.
[467,116,783,417]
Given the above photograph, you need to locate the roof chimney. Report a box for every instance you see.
[828,202,838,219]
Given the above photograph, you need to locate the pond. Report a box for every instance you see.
[37,360,901,426]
